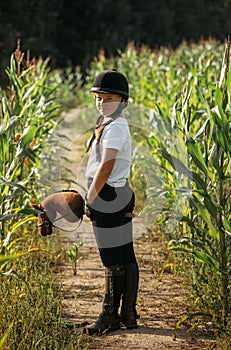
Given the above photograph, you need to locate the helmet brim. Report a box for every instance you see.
[90,86,129,98]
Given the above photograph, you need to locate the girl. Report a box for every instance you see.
[83,69,139,335]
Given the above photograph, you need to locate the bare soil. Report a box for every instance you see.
[56,217,219,350]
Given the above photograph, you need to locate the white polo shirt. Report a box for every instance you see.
[86,116,131,187]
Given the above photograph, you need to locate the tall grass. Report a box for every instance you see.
[0,232,88,350]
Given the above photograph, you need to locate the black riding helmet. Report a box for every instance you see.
[90,69,129,101]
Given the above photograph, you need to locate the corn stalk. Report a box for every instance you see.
[0,41,62,254]
[151,38,231,329]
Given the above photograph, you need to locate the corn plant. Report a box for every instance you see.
[0,38,83,314]
[0,40,63,253]
[66,239,84,276]
[80,38,223,110]
[147,38,231,336]
[0,41,88,349]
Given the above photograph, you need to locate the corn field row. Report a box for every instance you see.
[0,38,231,348]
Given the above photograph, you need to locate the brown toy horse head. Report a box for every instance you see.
[32,190,84,236]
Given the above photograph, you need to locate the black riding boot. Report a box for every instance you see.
[121,262,139,329]
[83,265,125,335]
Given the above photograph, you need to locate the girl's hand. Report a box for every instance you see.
[84,194,92,218]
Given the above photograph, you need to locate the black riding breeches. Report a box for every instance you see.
[87,180,137,267]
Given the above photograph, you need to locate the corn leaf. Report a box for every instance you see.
[11,216,37,233]
[0,322,14,349]
[191,196,220,240]
[222,216,231,235]
[0,177,31,195]
[186,137,209,176]
[192,250,220,270]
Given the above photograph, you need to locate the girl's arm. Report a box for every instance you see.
[87,148,118,204]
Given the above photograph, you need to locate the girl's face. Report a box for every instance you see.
[95,92,122,117]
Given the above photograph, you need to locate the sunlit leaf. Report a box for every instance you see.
[186,137,209,175]
[0,322,14,348]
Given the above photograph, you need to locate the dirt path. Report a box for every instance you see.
[57,218,217,350]
[55,109,218,349]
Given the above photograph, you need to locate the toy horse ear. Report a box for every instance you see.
[31,203,43,216]
[31,203,40,216]
[31,203,39,210]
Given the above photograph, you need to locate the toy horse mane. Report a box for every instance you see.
[32,190,84,236]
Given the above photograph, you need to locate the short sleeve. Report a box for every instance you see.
[101,124,127,151]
